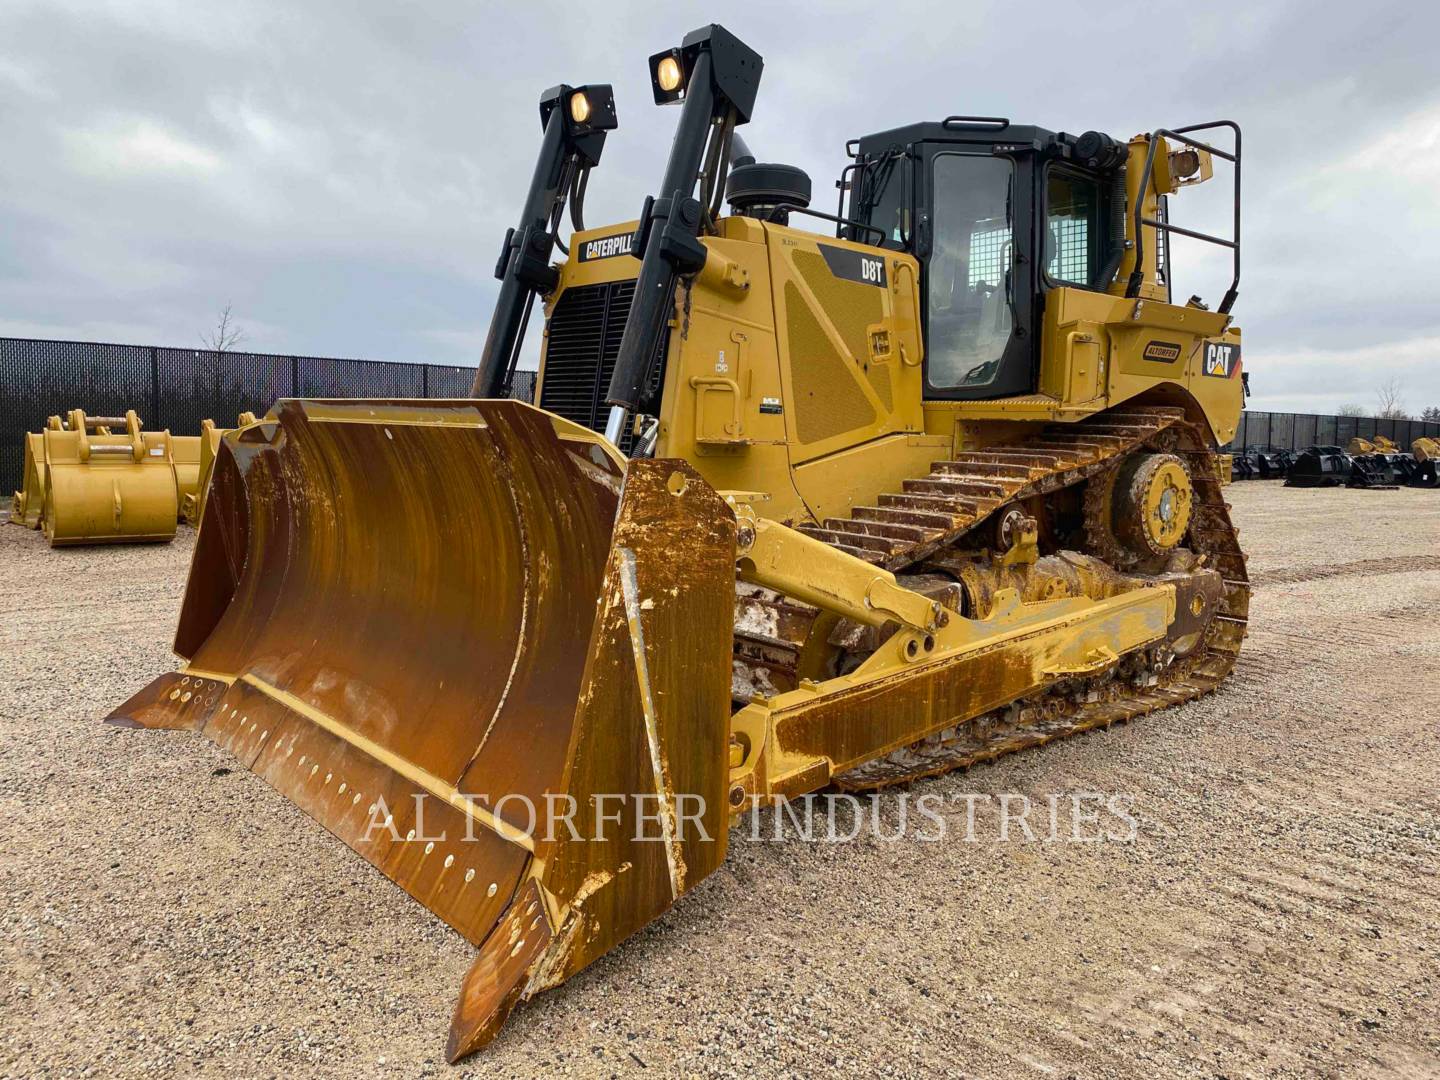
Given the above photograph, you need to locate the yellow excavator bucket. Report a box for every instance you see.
[10,431,47,528]
[171,434,202,521]
[107,399,736,1058]
[182,412,257,527]
[42,409,178,546]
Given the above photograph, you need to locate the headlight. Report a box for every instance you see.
[648,47,686,105]
[569,91,591,124]
[1170,149,1200,179]
[656,55,682,92]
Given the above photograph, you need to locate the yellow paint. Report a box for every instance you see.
[540,150,1241,527]
[41,409,179,545]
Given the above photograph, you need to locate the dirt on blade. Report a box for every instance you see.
[2,482,1438,1078]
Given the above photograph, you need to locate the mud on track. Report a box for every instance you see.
[1,482,1438,1078]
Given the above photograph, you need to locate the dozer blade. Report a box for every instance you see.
[107,399,737,1059]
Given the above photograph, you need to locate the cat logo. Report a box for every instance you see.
[1142,340,1183,363]
[1203,341,1240,377]
[578,232,634,262]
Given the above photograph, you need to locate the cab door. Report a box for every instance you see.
[918,147,1038,400]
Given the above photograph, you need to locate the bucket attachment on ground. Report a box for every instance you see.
[9,431,47,528]
[183,412,257,526]
[172,435,202,522]
[1248,445,1291,479]
[42,409,178,545]
[1346,437,1417,486]
[1412,438,1440,488]
[1286,445,1356,488]
[107,399,737,1058]
[1215,453,1233,486]
[1346,453,1398,489]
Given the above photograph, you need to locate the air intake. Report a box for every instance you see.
[538,280,665,454]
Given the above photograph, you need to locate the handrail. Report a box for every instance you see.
[1125,121,1241,315]
[942,115,1010,130]
[764,203,888,245]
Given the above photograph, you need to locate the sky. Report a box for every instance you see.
[1,0,1438,415]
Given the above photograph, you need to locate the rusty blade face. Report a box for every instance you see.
[446,457,738,1060]
[109,399,740,1059]
[110,399,627,945]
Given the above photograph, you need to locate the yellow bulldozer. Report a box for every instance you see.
[109,25,1248,1061]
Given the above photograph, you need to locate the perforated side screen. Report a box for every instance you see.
[784,282,876,445]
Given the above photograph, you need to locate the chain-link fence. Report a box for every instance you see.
[1,337,536,495]
[1233,411,1440,452]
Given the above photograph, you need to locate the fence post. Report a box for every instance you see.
[422,363,429,398]
[149,346,160,428]
[291,356,300,396]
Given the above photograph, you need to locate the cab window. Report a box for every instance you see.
[852,150,910,246]
[1045,170,1102,286]
[927,153,1014,390]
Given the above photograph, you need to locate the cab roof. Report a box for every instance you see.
[854,120,1062,159]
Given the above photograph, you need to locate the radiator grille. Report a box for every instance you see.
[539,279,665,454]
[540,280,634,434]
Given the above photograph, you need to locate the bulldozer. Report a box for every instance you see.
[108,25,1247,1061]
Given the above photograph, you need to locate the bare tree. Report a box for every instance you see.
[199,304,245,401]
[201,304,245,356]
[1375,376,1409,420]
[1336,403,1366,417]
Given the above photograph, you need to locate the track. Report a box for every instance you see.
[732,405,1250,789]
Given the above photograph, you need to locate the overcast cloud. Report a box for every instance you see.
[2,0,1438,414]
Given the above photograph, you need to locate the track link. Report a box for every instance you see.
[732,406,1251,790]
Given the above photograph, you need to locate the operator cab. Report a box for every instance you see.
[844,118,1134,401]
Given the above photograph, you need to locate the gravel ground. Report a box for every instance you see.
[2,482,1438,1079]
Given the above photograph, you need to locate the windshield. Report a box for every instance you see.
[927,153,1015,390]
